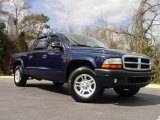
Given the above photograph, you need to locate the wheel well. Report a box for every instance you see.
[66,60,94,81]
[13,61,21,73]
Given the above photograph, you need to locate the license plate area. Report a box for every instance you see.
[127,77,150,84]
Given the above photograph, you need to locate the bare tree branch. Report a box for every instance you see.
[102,28,137,40]
[9,0,31,38]
[141,3,160,15]
[144,12,160,34]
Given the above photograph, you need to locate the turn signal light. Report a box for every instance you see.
[102,64,123,69]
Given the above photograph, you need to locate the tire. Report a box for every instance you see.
[68,67,104,103]
[14,65,28,87]
[114,87,140,97]
[53,81,64,87]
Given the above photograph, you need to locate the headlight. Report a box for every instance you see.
[102,58,123,69]
[103,58,122,64]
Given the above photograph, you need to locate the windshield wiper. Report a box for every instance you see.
[71,44,91,47]
[93,46,105,48]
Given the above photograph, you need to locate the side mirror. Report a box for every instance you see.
[51,42,63,49]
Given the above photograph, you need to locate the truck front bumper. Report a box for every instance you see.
[95,69,155,88]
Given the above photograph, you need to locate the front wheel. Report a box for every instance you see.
[68,67,104,102]
[14,65,28,87]
[114,88,140,97]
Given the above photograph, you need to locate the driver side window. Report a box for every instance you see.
[32,37,47,50]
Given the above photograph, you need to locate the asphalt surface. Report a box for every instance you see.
[0,79,160,120]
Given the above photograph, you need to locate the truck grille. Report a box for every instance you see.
[122,55,151,71]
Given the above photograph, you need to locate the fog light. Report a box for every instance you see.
[114,78,118,83]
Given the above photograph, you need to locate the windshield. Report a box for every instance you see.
[64,34,106,48]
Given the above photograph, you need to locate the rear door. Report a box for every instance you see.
[27,37,48,78]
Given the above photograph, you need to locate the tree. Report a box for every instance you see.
[97,0,160,83]
[97,0,160,54]
[131,0,160,54]
[20,13,50,38]
[9,0,31,38]
[0,0,31,74]
[0,0,9,16]
[97,28,130,50]
[0,21,15,74]
[67,25,76,33]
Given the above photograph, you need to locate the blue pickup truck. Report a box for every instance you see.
[11,33,154,102]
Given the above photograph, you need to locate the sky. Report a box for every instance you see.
[31,0,140,29]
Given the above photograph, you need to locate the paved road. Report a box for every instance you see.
[0,79,160,120]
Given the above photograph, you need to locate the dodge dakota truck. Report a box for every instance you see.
[11,33,155,102]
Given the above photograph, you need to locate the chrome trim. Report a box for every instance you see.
[122,55,151,71]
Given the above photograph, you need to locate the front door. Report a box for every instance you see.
[42,35,67,81]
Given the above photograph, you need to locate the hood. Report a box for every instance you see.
[104,48,148,57]
[69,47,148,58]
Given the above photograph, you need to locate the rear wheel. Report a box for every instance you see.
[14,65,28,87]
[68,67,104,102]
[114,88,140,97]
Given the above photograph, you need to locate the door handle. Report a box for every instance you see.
[29,55,33,59]
[42,54,47,59]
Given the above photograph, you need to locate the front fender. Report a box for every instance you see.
[68,56,97,68]
[13,58,25,73]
